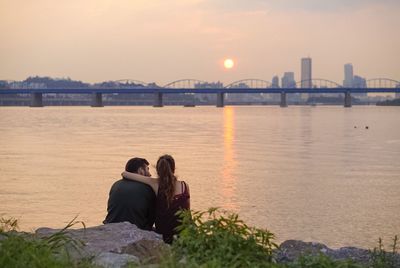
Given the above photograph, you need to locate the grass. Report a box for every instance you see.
[0,216,18,232]
[370,236,399,268]
[0,216,95,268]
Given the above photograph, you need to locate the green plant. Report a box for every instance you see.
[170,207,279,267]
[370,236,399,268]
[0,216,95,268]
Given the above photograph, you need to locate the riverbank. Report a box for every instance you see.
[33,223,400,267]
[1,210,399,268]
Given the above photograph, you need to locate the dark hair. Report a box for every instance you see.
[156,154,176,206]
[125,157,149,173]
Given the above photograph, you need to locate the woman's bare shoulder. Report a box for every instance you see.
[176,180,190,195]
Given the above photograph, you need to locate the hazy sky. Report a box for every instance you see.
[1,0,399,85]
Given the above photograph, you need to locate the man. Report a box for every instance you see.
[103,157,156,231]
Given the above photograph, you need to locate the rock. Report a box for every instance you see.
[276,240,400,267]
[120,239,170,264]
[35,222,168,267]
[331,246,370,264]
[93,252,139,268]
[276,240,333,263]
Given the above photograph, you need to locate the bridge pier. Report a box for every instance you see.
[91,93,103,107]
[280,92,288,107]
[154,92,163,107]
[216,92,224,107]
[30,93,43,107]
[344,91,352,108]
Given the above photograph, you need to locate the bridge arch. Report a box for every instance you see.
[295,78,342,88]
[367,78,400,88]
[163,79,210,88]
[224,79,272,89]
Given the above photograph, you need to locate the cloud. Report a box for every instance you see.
[268,0,400,11]
[0,0,399,83]
[196,0,400,12]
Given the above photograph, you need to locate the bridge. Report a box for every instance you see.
[1,78,399,108]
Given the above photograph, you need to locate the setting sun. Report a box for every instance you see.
[224,58,235,69]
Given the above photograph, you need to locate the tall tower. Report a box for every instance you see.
[343,64,354,87]
[301,57,312,88]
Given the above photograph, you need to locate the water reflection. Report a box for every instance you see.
[221,107,238,210]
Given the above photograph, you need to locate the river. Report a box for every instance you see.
[0,106,399,248]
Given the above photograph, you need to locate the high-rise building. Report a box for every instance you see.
[301,57,312,88]
[343,64,354,87]
[300,57,312,101]
[281,72,296,88]
[271,76,279,88]
[353,75,367,98]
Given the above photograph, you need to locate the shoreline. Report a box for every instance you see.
[6,222,398,267]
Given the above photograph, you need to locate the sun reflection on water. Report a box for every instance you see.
[221,107,238,211]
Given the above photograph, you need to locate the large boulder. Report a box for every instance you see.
[36,222,168,267]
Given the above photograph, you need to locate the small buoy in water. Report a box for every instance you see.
[365,126,369,129]
[354,126,357,128]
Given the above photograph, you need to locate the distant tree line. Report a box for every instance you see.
[0,77,162,89]
[23,76,90,89]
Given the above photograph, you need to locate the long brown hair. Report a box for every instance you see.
[156,154,176,206]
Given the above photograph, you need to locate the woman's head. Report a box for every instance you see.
[156,154,176,205]
[156,154,175,176]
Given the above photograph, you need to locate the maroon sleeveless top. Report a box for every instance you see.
[155,181,190,243]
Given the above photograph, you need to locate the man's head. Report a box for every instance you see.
[125,157,151,177]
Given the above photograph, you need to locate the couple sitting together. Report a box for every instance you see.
[103,155,190,244]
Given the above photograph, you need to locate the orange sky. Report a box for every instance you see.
[0,0,399,85]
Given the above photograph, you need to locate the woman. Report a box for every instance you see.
[122,154,190,243]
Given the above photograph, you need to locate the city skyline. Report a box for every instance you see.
[4,59,398,88]
[1,0,399,84]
